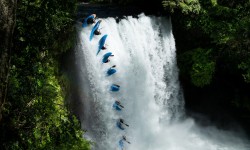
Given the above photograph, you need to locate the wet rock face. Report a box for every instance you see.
[77,2,165,20]
[77,3,141,19]
[0,0,16,121]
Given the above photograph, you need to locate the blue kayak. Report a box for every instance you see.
[113,103,122,111]
[90,20,101,41]
[102,52,112,63]
[107,68,116,76]
[116,122,125,130]
[110,84,120,92]
[97,34,108,55]
[119,140,124,149]
[82,15,94,28]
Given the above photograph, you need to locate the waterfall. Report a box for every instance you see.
[75,14,249,150]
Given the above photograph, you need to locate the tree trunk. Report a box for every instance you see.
[0,0,17,122]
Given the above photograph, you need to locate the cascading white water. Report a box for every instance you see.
[75,14,250,150]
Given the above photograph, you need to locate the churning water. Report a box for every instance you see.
[75,14,249,150]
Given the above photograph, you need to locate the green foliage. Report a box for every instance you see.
[238,61,250,83]
[171,0,250,86]
[179,48,215,87]
[2,57,90,149]
[16,0,77,54]
[210,0,217,6]
[170,0,250,121]
[190,48,215,87]
[0,0,90,149]
[162,0,177,12]
[162,0,201,14]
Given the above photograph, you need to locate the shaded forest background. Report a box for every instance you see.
[164,0,250,134]
[0,0,249,149]
[0,0,90,149]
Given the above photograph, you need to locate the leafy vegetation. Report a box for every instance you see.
[162,0,201,14]
[179,48,215,87]
[165,0,250,128]
[164,0,250,87]
[0,0,90,149]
